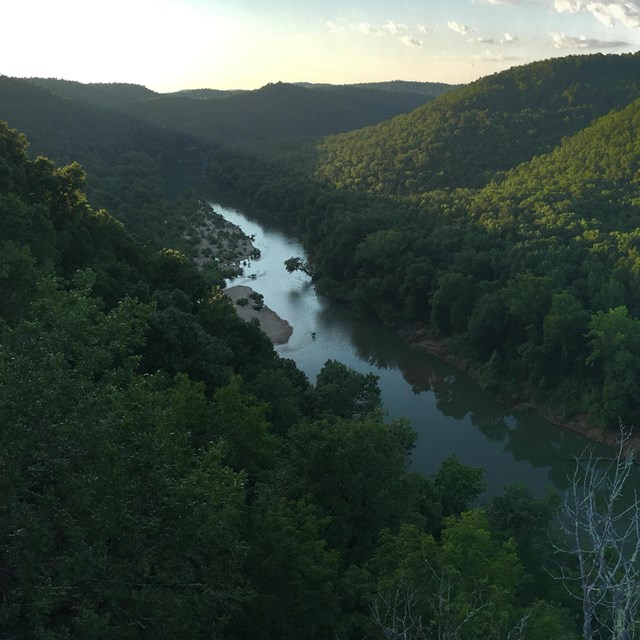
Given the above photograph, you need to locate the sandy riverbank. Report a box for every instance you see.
[225,285,293,345]
[185,204,291,345]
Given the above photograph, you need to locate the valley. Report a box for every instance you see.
[2,50,640,639]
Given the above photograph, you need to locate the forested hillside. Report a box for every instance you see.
[25,77,453,144]
[0,76,205,179]
[0,74,451,250]
[4,48,640,638]
[0,75,210,249]
[0,120,587,638]
[315,53,640,196]
[207,53,640,429]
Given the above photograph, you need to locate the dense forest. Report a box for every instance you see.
[0,75,213,252]
[2,51,640,638]
[2,118,592,639]
[208,52,640,430]
[0,74,450,249]
[314,53,640,196]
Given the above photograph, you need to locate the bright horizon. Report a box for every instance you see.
[4,0,640,92]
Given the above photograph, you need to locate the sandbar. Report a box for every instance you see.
[225,285,293,345]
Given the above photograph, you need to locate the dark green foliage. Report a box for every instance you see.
[281,414,416,563]
[487,484,562,600]
[0,279,247,639]
[367,515,577,640]
[284,256,315,279]
[0,63,602,636]
[0,76,211,252]
[24,77,158,106]
[141,306,233,387]
[233,495,341,640]
[0,76,208,186]
[433,455,485,519]
[208,54,640,429]
[315,359,382,419]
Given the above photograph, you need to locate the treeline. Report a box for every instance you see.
[24,77,453,145]
[1,121,587,638]
[206,91,640,428]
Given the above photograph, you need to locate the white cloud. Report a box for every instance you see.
[550,31,631,46]
[447,21,472,35]
[400,35,424,47]
[553,0,640,29]
[552,0,585,9]
[500,32,519,42]
[322,19,339,33]
[418,24,429,33]
[351,20,411,37]
[468,31,519,44]
[476,0,520,4]
[354,22,381,35]
[472,51,520,61]
[349,20,427,49]
[383,20,409,35]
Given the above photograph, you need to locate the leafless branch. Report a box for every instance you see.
[552,423,640,640]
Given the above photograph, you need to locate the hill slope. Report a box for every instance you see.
[206,84,640,428]
[0,75,206,172]
[0,75,212,246]
[315,52,640,196]
[20,77,158,107]
[470,96,640,234]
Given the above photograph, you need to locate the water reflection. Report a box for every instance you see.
[211,200,616,497]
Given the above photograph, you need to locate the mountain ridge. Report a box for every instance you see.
[314,52,640,196]
[22,76,454,143]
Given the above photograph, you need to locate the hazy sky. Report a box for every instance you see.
[4,0,639,91]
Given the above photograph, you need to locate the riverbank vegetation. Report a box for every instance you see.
[0,119,597,639]
[3,51,640,638]
[207,53,640,432]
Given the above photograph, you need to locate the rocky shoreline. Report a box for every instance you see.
[185,202,259,276]
[185,203,292,345]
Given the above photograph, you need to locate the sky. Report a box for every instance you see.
[3,0,639,92]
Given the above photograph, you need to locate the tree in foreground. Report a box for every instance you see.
[554,424,640,640]
[368,513,575,640]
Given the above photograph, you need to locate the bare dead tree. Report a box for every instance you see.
[426,568,492,640]
[554,424,640,640]
[505,612,531,640]
[370,564,535,640]
[370,577,427,640]
[371,564,497,640]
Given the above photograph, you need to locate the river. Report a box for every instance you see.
[213,200,612,498]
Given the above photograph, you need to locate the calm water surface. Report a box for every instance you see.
[213,201,612,497]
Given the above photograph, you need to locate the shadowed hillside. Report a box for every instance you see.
[25,77,454,143]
